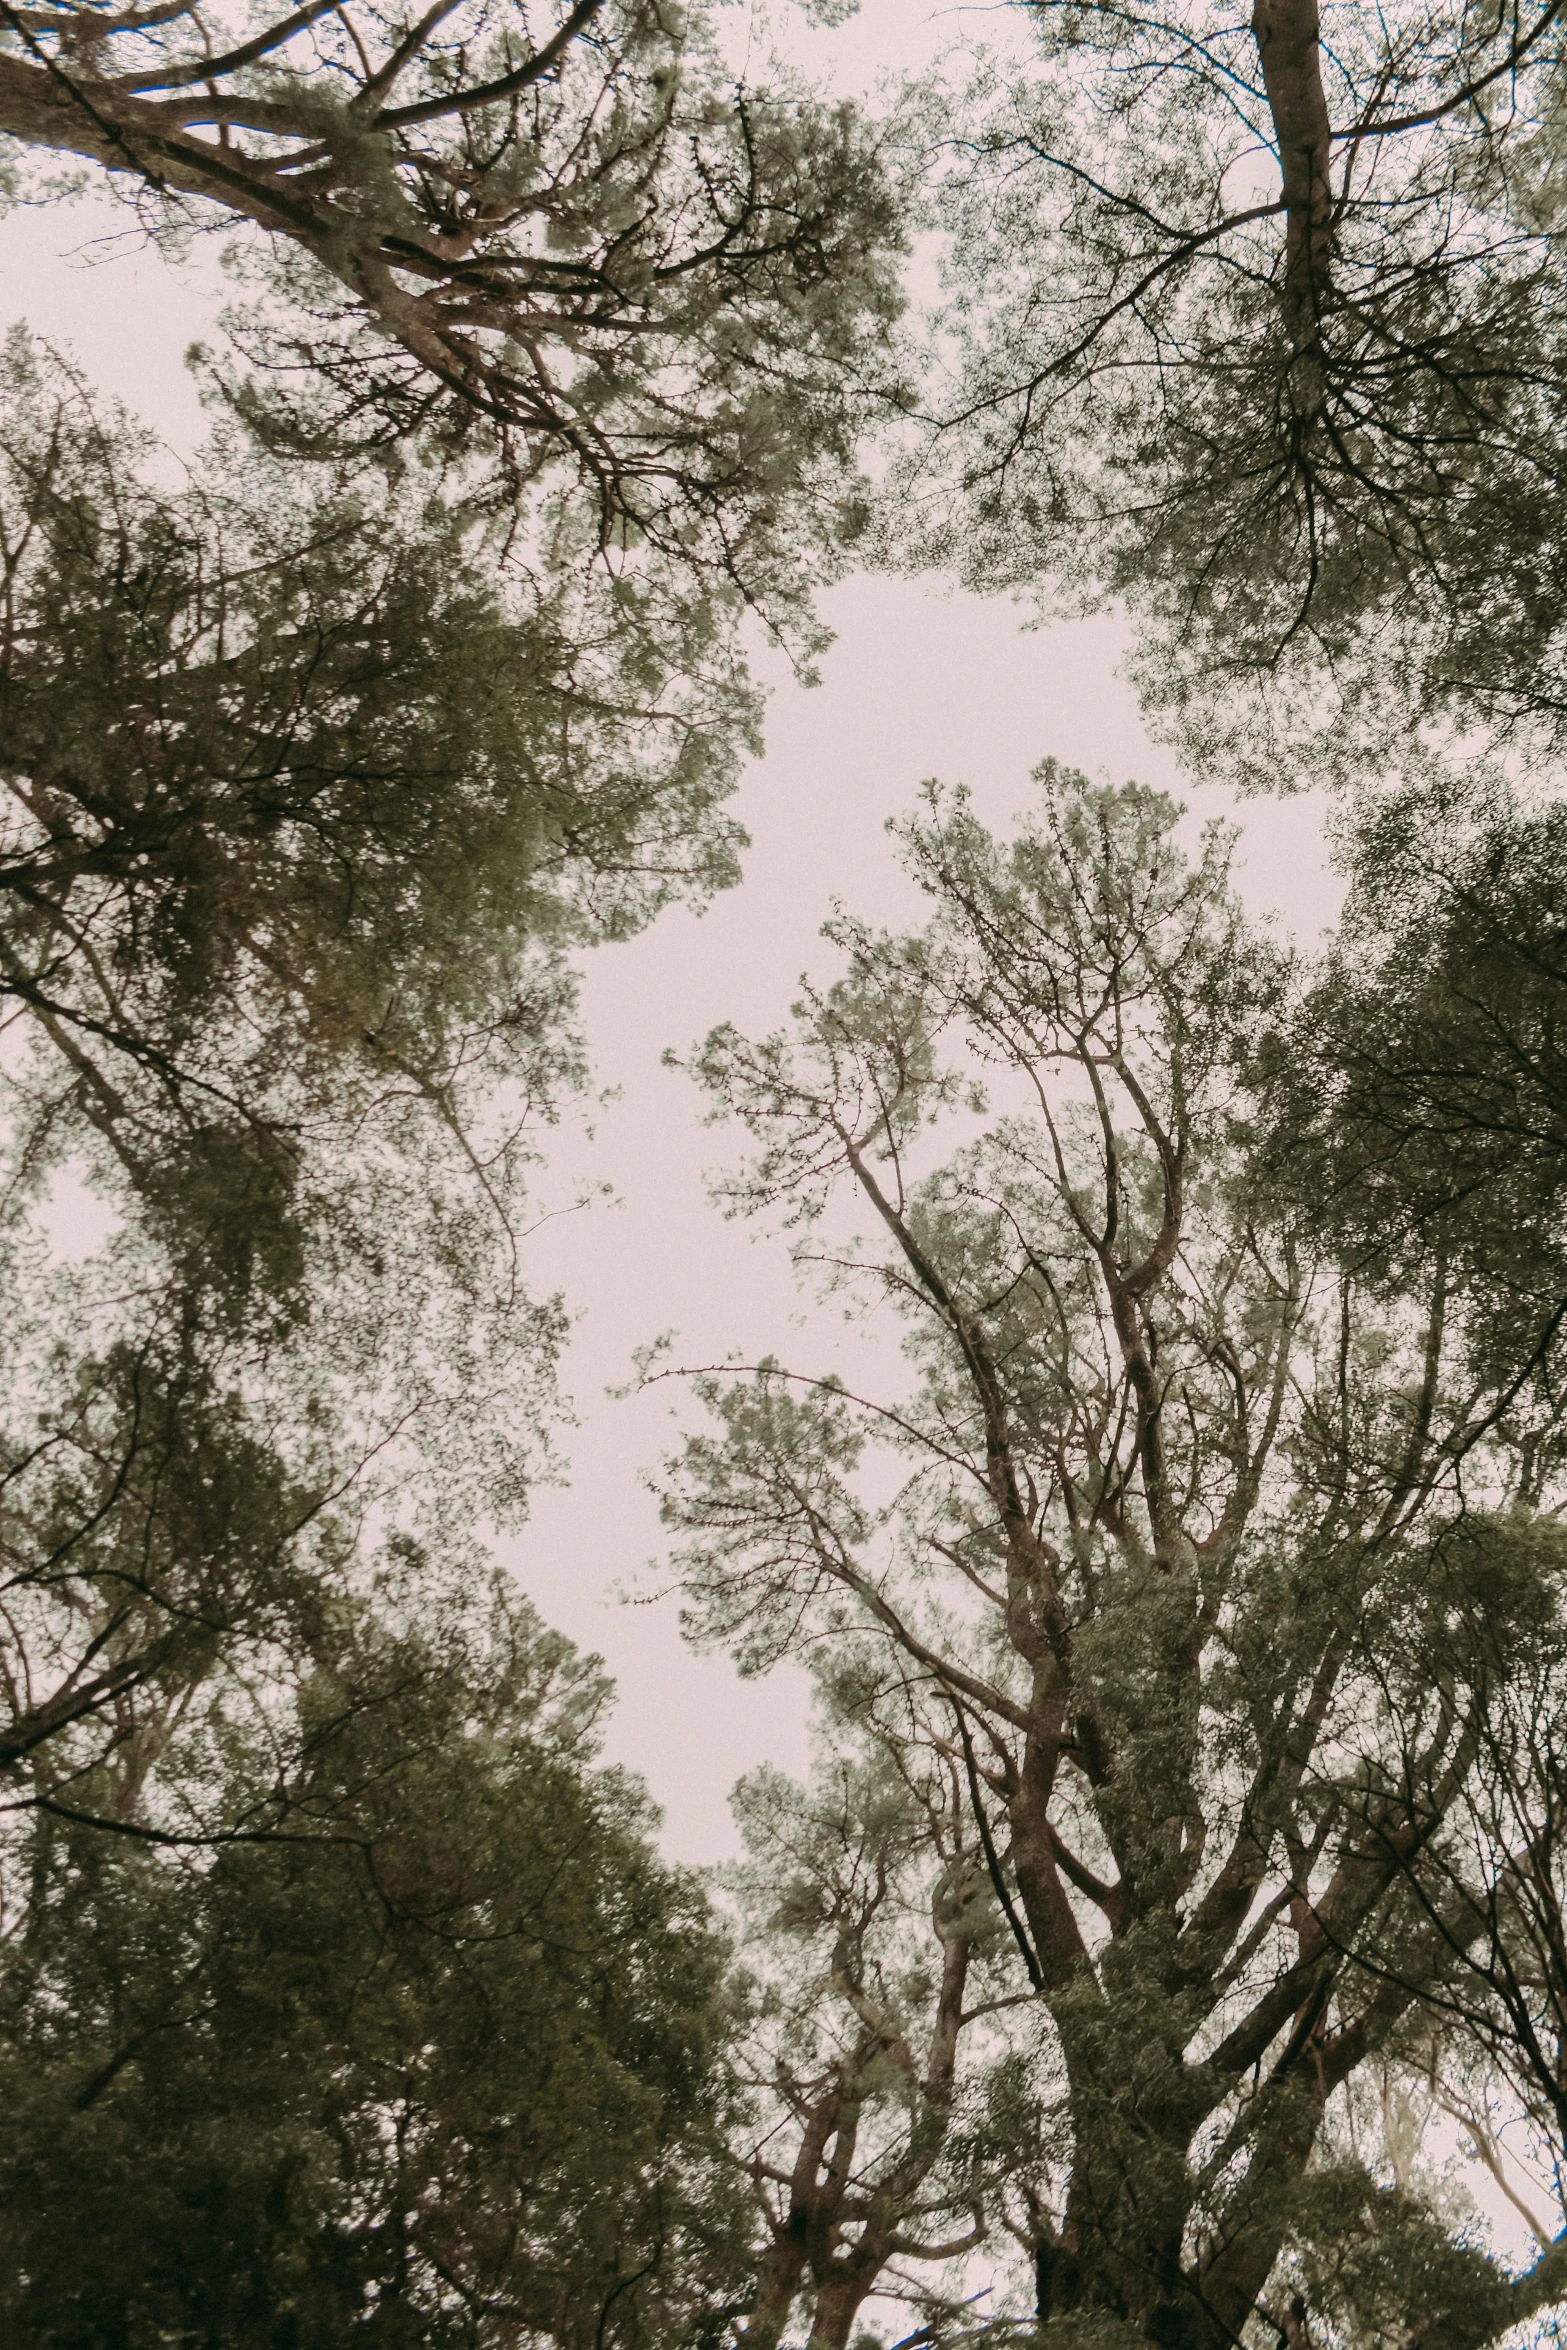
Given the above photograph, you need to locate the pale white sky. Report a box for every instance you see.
[0,9,1343,1869]
[510,586,1343,1860]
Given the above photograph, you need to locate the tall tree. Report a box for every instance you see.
[905,0,1567,776]
[0,323,767,2305]
[1259,774,1567,2244]
[0,328,753,1215]
[0,1562,750,2347]
[726,1673,1010,2349]
[0,0,905,612]
[0,330,736,1815]
[658,768,1567,2344]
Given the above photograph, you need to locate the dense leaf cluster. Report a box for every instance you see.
[0,1573,749,2346]
[0,0,907,613]
[900,0,1567,778]
[0,329,751,1818]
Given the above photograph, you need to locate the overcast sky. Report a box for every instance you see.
[0,3,1345,1867]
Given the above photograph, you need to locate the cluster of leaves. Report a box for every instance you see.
[0,322,769,1825]
[0,0,907,624]
[1272,766,1567,1406]
[0,1565,752,2347]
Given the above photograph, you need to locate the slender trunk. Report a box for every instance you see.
[1010,1756,1095,1992]
[1251,0,1334,364]
[797,1926,974,2348]
[742,2083,845,2349]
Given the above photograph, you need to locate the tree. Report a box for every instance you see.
[0,0,906,609]
[726,1670,1013,2349]
[657,766,1567,2344]
[1364,1584,1567,2229]
[0,1559,751,2347]
[1271,769,1567,1419]
[0,321,763,1284]
[0,326,776,2340]
[0,327,744,1813]
[0,327,753,1247]
[904,0,1567,776]
[1257,774,1567,2251]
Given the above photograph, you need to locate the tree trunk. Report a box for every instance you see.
[740,2222,809,2350]
[1034,2025,1315,2350]
[1251,0,1334,362]
[805,2266,877,2350]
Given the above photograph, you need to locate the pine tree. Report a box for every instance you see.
[660,766,1567,2344]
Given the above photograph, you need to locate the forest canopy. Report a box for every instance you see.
[3,0,1567,2343]
[0,0,908,624]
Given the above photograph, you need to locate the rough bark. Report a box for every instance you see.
[739,2222,810,2350]
[1251,0,1335,354]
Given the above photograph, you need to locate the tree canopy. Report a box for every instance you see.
[903,0,1567,776]
[0,0,906,613]
[1272,769,1567,1414]
[0,327,753,1274]
[0,328,754,1821]
[10,1,1567,2337]
[0,1562,749,2347]
[659,766,1567,2346]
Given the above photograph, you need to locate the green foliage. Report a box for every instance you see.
[0,1578,750,2347]
[0,12,910,2331]
[1268,774,1567,1433]
[0,303,816,1824]
[0,332,770,1806]
[0,0,908,629]
[0,330,752,1285]
[903,1,1567,777]
[1284,2165,1518,2350]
